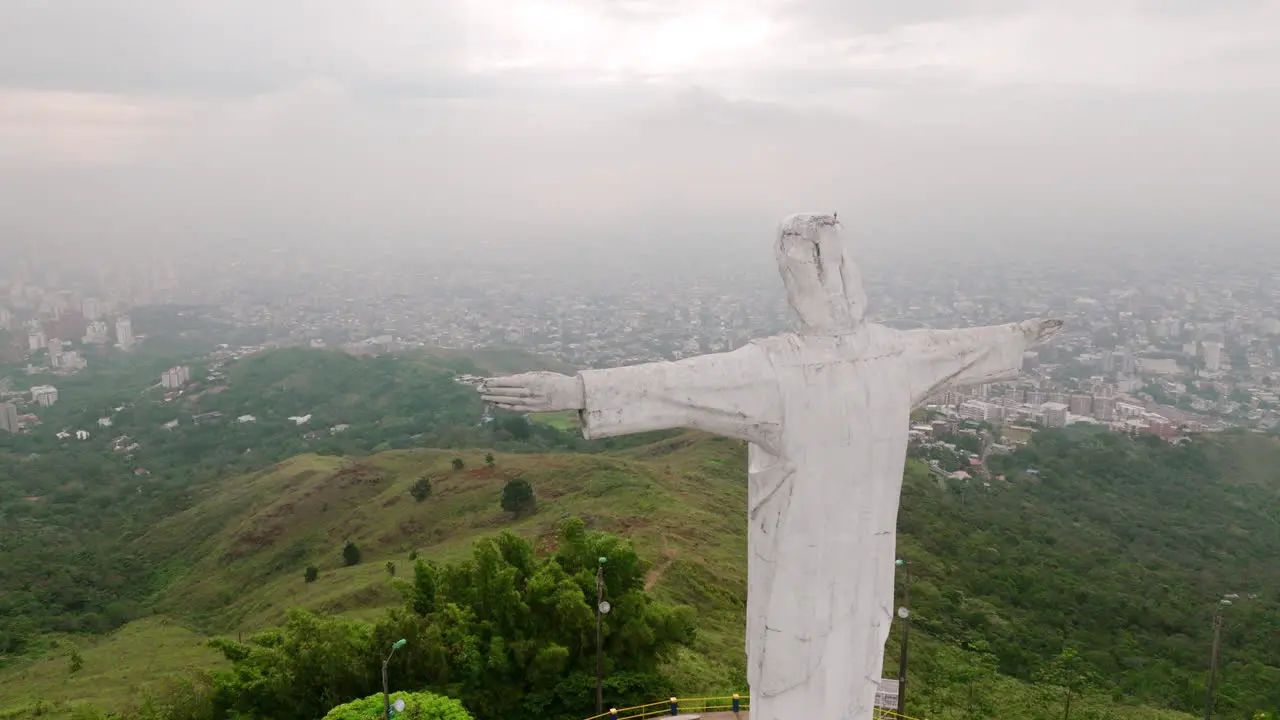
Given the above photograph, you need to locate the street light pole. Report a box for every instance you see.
[383,638,407,720]
[1203,597,1234,720]
[896,558,912,719]
[595,556,609,715]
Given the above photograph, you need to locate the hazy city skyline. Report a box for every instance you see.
[1,0,1278,257]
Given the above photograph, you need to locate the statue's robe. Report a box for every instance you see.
[575,322,1032,720]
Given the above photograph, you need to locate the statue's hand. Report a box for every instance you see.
[1020,318,1064,344]
[479,372,586,413]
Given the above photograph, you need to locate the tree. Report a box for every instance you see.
[342,542,361,567]
[451,457,465,471]
[385,561,397,577]
[410,477,432,502]
[1035,646,1096,720]
[485,453,496,467]
[321,691,472,720]
[500,477,536,515]
[305,566,319,583]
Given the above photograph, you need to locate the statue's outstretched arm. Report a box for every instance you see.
[480,372,585,413]
[481,345,783,451]
[903,318,1063,406]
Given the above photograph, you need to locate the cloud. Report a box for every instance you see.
[0,0,1277,255]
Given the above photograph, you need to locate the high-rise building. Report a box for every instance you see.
[1093,396,1116,421]
[116,317,135,350]
[0,403,18,433]
[83,321,109,344]
[1026,390,1047,407]
[1041,402,1069,428]
[28,330,47,352]
[1048,391,1069,405]
[161,366,191,389]
[48,338,64,368]
[30,385,58,407]
[1201,341,1223,372]
[1069,395,1093,416]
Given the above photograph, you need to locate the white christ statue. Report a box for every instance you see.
[480,213,1063,720]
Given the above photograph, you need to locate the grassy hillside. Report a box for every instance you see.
[138,433,750,689]
[0,617,226,720]
[0,346,586,657]
[7,429,1279,719]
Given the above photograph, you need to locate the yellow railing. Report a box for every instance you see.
[583,695,749,720]
[583,696,931,720]
[875,709,931,720]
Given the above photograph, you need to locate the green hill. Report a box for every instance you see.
[0,347,586,660]
[5,416,1280,719]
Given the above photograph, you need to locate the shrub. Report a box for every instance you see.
[321,691,472,720]
[500,477,536,515]
[342,542,361,567]
[410,477,432,502]
[484,453,495,467]
[451,457,465,471]
[305,566,319,583]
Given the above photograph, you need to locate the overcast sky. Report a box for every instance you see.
[1,0,1278,259]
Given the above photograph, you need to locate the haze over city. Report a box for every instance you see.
[2,0,1279,262]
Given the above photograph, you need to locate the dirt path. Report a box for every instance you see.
[644,547,679,591]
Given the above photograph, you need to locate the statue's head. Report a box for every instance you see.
[775,213,867,334]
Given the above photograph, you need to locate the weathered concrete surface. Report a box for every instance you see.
[481,213,1063,720]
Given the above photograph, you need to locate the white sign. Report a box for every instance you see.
[874,678,900,710]
[394,698,406,713]
[599,601,612,615]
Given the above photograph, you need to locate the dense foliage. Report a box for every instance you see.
[898,428,1280,718]
[500,477,536,514]
[321,691,472,720]
[199,521,693,720]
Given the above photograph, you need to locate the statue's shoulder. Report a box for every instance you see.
[748,333,802,354]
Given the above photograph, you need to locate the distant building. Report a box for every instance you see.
[1201,341,1223,372]
[47,338,64,368]
[1041,402,1069,428]
[28,330,47,352]
[1048,391,1069,405]
[30,385,58,407]
[1069,395,1093,416]
[1026,390,1047,407]
[116,317,135,350]
[83,321,110,344]
[1093,396,1116,421]
[959,400,1004,422]
[0,402,19,433]
[81,297,103,320]
[57,351,87,371]
[161,366,191,389]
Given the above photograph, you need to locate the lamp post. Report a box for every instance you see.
[383,638,407,720]
[595,556,610,715]
[895,558,912,719]
[1204,595,1240,720]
